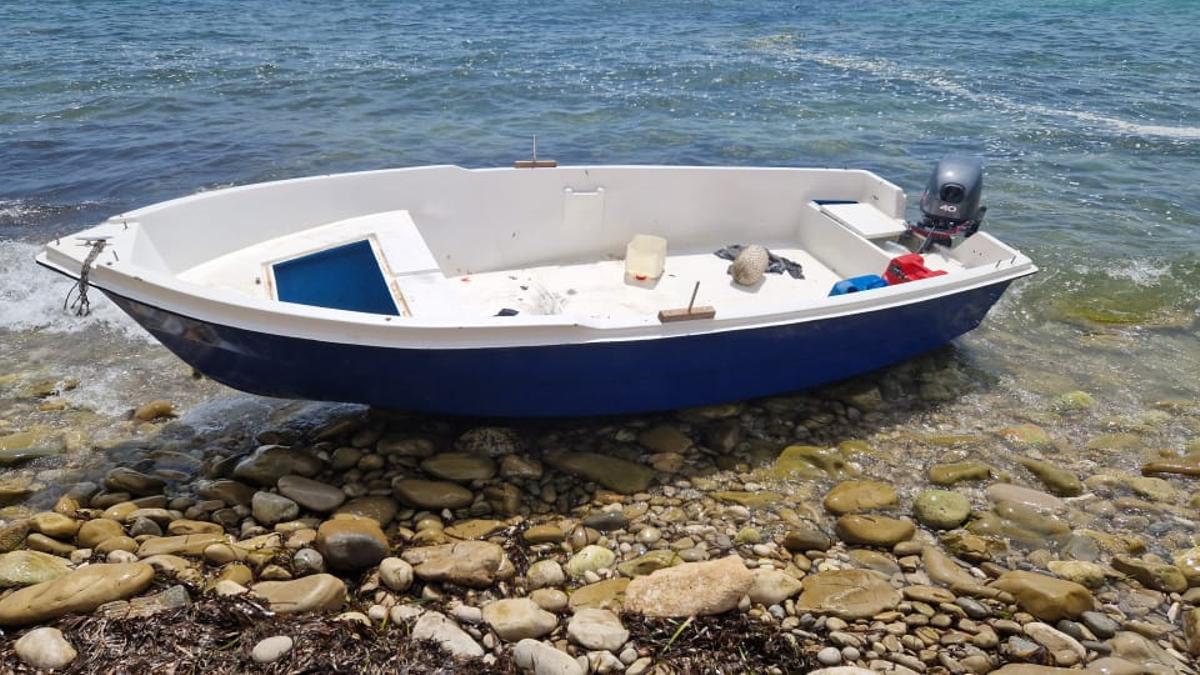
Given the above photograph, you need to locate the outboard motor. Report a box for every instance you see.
[911,156,986,249]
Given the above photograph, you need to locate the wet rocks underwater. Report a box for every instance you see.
[1,352,1200,673]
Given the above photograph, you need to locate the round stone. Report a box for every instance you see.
[252,635,294,664]
[823,481,898,515]
[913,490,971,529]
[0,550,71,587]
[379,557,414,592]
[523,524,565,544]
[251,492,299,526]
[392,479,474,509]
[292,548,325,575]
[0,563,154,626]
[481,598,557,641]
[565,545,616,578]
[817,646,841,666]
[277,475,346,513]
[567,608,629,652]
[834,515,915,547]
[420,453,497,482]
[77,519,125,548]
[14,626,77,669]
[315,518,389,572]
[527,559,566,589]
[530,588,569,612]
[782,528,832,552]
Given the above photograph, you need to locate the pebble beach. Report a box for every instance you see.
[1,354,1200,673]
[2,0,1199,672]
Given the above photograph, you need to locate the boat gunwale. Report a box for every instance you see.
[36,251,1037,351]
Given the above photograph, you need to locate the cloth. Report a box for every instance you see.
[713,244,804,279]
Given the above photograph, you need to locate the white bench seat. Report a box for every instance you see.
[818,202,907,241]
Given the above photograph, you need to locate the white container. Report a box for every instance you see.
[624,234,667,282]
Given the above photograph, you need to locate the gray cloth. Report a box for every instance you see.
[713,244,804,279]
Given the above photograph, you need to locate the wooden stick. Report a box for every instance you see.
[658,281,715,322]
[514,135,558,168]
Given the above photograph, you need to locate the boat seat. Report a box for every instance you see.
[371,210,441,276]
[817,202,907,241]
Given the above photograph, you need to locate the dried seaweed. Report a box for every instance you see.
[0,592,818,674]
[624,612,813,674]
[0,594,514,675]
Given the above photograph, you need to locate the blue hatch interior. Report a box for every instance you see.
[272,240,400,316]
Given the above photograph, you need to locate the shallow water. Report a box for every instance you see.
[0,1,1197,506]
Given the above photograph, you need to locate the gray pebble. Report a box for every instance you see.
[816,646,841,666]
[1080,611,1119,639]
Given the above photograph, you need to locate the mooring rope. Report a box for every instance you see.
[63,238,108,316]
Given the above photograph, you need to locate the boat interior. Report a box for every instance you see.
[105,166,1021,323]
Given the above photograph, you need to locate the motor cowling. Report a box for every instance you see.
[914,156,986,247]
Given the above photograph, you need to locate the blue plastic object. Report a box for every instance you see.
[829,274,888,297]
[273,240,400,316]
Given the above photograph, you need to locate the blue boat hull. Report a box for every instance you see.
[105,280,1012,416]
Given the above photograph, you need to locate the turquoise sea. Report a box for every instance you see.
[0,0,1197,440]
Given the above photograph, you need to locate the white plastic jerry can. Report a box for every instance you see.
[624,234,667,282]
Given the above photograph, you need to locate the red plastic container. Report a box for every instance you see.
[884,254,947,285]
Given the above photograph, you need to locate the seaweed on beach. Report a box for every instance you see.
[0,594,820,674]
[623,612,812,674]
[0,594,515,675]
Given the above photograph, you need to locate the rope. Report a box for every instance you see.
[64,239,107,316]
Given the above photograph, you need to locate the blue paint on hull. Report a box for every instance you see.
[106,281,1012,416]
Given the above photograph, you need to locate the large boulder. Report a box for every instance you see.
[624,555,753,617]
[392,479,475,509]
[232,445,322,486]
[315,517,389,572]
[412,611,484,658]
[251,491,299,525]
[823,481,897,515]
[14,626,77,670]
[0,550,71,587]
[568,578,630,612]
[835,514,915,546]
[335,495,399,526]
[513,639,584,675]
[77,519,125,548]
[544,453,655,494]
[0,563,154,626]
[104,468,165,496]
[136,533,226,557]
[913,490,971,529]
[481,598,557,641]
[277,475,346,513]
[420,453,497,482]
[567,608,629,652]
[795,569,901,620]
[403,540,514,589]
[989,571,1094,621]
[1111,555,1188,593]
[748,569,803,606]
[251,574,346,614]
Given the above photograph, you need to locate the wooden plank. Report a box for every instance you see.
[513,159,558,169]
[658,306,716,322]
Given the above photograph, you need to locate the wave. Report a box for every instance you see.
[753,37,1200,142]
[0,240,150,340]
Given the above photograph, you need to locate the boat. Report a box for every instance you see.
[37,157,1036,416]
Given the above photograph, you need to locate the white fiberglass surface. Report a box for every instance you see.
[170,211,966,323]
[434,248,842,322]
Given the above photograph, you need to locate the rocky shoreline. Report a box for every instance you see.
[1,354,1199,673]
